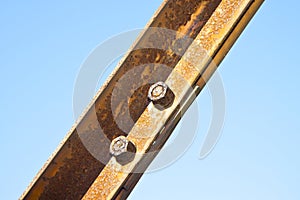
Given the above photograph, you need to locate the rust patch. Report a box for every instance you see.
[21,0,222,199]
[82,0,264,199]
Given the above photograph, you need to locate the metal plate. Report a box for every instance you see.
[21,0,264,199]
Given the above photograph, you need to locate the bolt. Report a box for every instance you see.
[110,136,129,156]
[148,81,168,101]
[110,136,136,165]
[148,81,175,110]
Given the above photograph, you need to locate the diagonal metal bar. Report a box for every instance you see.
[21,0,264,199]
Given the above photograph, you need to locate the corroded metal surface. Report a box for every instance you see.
[21,0,224,199]
[82,0,264,199]
[119,1,265,198]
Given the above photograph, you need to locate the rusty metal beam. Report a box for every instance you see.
[21,0,264,199]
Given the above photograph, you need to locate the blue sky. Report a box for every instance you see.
[0,1,299,199]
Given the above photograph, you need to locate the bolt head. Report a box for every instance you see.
[148,81,168,101]
[110,136,129,156]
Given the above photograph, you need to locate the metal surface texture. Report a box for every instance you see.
[21,0,264,199]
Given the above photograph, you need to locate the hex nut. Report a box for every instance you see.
[148,81,175,110]
[110,136,136,165]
